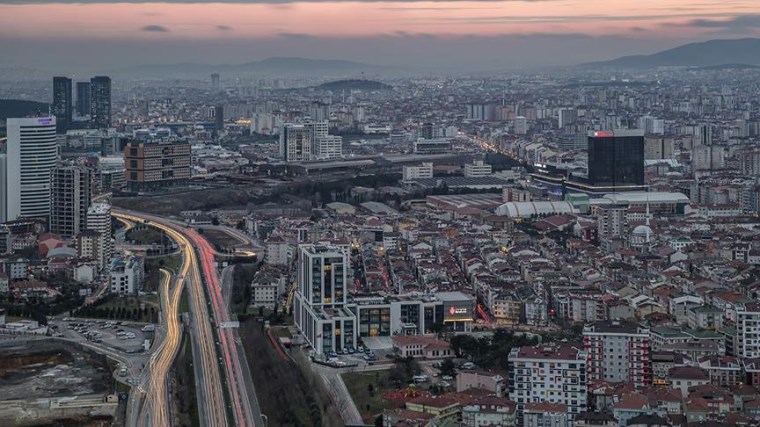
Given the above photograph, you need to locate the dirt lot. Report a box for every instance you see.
[199,229,241,248]
[113,187,252,216]
[0,340,113,400]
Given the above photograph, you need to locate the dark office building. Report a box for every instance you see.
[90,76,112,129]
[76,82,91,116]
[587,130,645,188]
[52,77,72,133]
[214,105,224,132]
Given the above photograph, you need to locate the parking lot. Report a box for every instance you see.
[54,319,153,353]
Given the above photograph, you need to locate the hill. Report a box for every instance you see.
[315,79,392,91]
[112,57,386,78]
[585,38,760,68]
[0,99,49,121]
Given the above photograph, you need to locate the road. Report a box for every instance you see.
[186,227,260,427]
[114,211,229,427]
[138,268,184,427]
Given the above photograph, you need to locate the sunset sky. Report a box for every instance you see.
[1,0,759,72]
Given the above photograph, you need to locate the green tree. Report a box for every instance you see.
[439,358,457,378]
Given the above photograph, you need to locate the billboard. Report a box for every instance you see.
[443,300,473,322]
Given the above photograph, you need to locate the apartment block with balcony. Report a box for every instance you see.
[583,320,652,389]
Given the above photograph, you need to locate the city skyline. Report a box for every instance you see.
[1,1,759,71]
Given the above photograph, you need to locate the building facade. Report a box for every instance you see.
[2,117,58,223]
[87,203,112,271]
[52,77,73,133]
[90,76,112,129]
[583,320,652,388]
[124,140,192,191]
[587,130,645,188]
[280,123,312,162]
[464,161,493,178]
[403,163,434,181]
[508,345,587,424]
[109,255,144,295]
[76,82,91,117]
[50,166,93,238]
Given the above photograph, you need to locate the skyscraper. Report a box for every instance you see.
[587,130,645,188]
[280,123,312,162]
[90,76,112,129]
[52,77,72,133]
[2,117,58,222]
[50,166,93,238]
[211,73,220,91]
[214,104,224,133]
[76,82,91,117]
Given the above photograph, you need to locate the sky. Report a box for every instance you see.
[1,0,759,73]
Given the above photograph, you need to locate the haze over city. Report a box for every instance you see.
[2,0,760,72]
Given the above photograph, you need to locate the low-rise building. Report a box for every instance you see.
[391,335,453,359]
[109,255,144,295]
[456,370,505,397]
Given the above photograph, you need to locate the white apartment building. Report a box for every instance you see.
[514,116,527,135]
[597,205,627,241]
[314,135,343,160]
[583,320,652,388]
[1,117,58,222]
[736,302,760,358]
[109,255,144,295]
[402,163,434,181]
[508,344,587,423]
[87,203,113,270]
[464,161,492,178]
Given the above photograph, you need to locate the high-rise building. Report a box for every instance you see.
[76,82,91,117]
[211,73,220,91]
[638,115,665,135]
[87,203,112,270]
[557,108,577,128]
[644,137,674,160]
[214,104,224,133]
[280,123,312,162]
[514,116,528,135]
[90,76,112,129]
[587,130,645,188]
[52,77,73,133]
[583,320,652,389]
[693,145,725,171]
[2,117,58,222]
[293,244,356,355]
[50,166,93,238]
[696,124,712,146]
[508,344,587,423]
[736,302,760,359]
[124,140,192,191]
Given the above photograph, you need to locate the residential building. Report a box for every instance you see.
[457,371,505,396]
[736,302,760,358]
[597,205,627,242]
[50,166,93,238]
[523,403,568,427]
[464,161,493,178]
[668,366,710,397]
[403,163,434,181]
[461,397,517,427]
[124,140,192,191]
[86,203,112,270]
[90,76,111,129]
[1,117,58,222]
[109,255,144,295]
[52,77,72,133]
[514,116,527,135]
[508,344,587,423]
[558,108,577,128]
[583,320,652,388]
[644,137,674,160]
[687,304,724,330]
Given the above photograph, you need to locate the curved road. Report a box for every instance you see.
[114,211,229,427]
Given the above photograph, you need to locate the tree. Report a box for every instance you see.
[367,383,375,397]
[439,358,457,378]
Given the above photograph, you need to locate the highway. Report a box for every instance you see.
[139,268,184,427]
[186,227,260,427]
[114,211,229,427]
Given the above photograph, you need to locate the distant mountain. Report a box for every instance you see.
[0,99,49,121]
[111,57,387,78]
[315,79,392,91]
[584,38,760,69]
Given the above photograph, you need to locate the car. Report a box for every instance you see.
[357,346,364,353]
[440,381,451,388]
[441,375,453,381]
